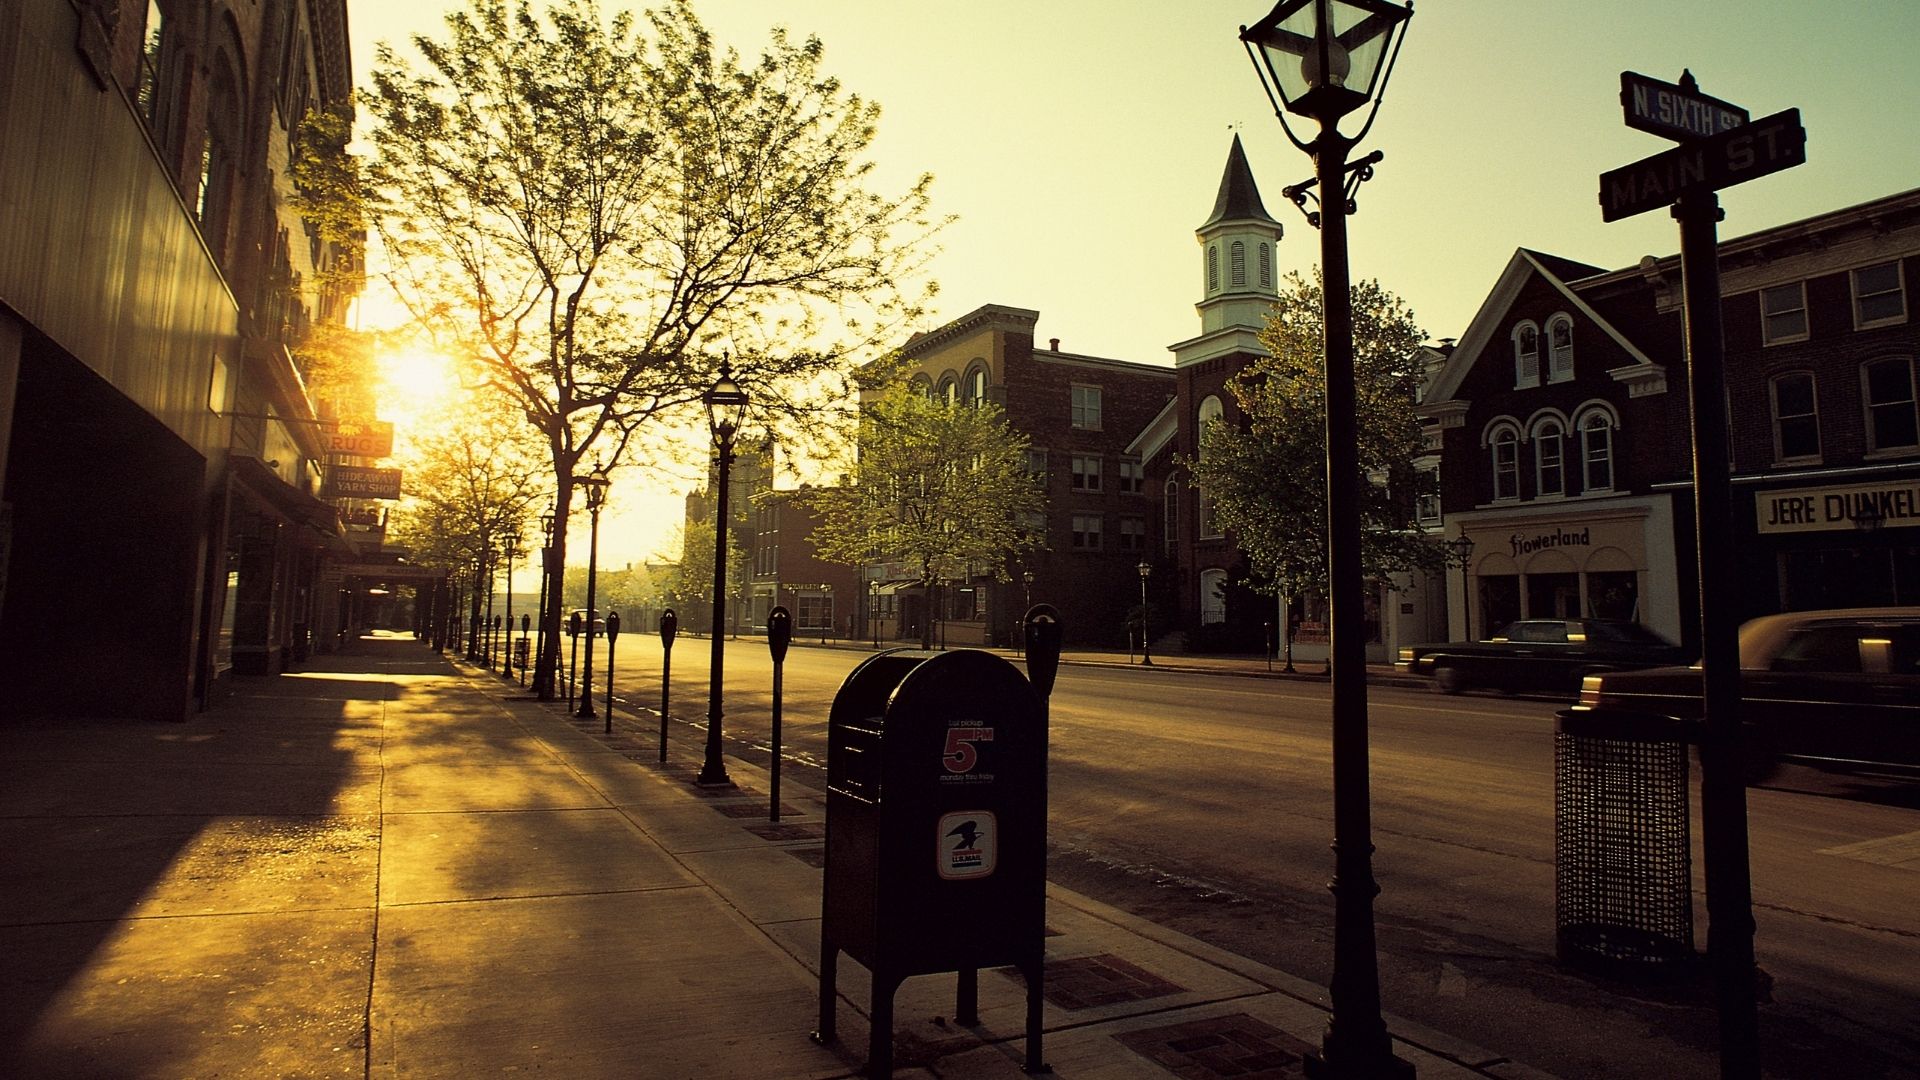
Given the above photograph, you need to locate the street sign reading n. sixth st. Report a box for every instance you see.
[1598,109,1805,222]
[1620,72,1748,142]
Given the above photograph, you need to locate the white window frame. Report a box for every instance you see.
[1071,513,1103,551]
[1070,454,1102,491]
[1546,315,1575,384]
[1853,261,1908,330]
[1071,384,1102,430]
[1024,448,1048,481]
[1489,423,1521,501]
[1769,370,1821,463]
[1578,409,1616,493]
[1196,394,1224,458]
[1534,419,1566,497]
[1862,356,1919,454]
[1117,457,1144,494]
[1199,568,1228,625]
[1118,515,1146,551]
[1761,282,1809,345]
[1512,322,1540,389]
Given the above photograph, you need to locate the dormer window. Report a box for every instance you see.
[1547,315,1575,383]
[1513,323,1540,389]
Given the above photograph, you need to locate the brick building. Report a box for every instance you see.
[870,304,1175,648]
[2,1,361,720]
[1420,188,1920,647]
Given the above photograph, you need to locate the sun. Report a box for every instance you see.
[375,344,463,437]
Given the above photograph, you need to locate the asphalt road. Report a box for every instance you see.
[572,636,1920,1079]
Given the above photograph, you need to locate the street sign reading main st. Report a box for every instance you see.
[1599,108,1805,222]
[1620,71,1748,141]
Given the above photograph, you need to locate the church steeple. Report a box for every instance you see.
[1193,134,1282,339]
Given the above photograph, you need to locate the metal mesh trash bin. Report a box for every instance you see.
[1554,708,1695,977]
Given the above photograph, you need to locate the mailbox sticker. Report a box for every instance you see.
[941,720,996,784]
[938,811,997,880]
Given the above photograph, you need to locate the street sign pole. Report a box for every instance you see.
[1672,189,1760,1080]
[1600,74,1793,1079]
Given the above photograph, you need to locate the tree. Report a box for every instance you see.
[364,0,941,696]
[1189,272,1439,607]
[805,387,1044,648]
[386,398,549,647]
[671,515,750,635]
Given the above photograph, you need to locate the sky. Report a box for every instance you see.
[347,1,1920,567]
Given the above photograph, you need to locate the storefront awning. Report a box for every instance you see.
[231,454,343,540]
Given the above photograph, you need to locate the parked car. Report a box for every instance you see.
[568,608,607,637]
[1574,607,1920,777]
[1396,618,1690,696]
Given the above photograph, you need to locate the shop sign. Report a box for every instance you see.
[1508,527,1592,556]
[326,419,394,458]
[1756,479,1920,534]
[323,465,403,500]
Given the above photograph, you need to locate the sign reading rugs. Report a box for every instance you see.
[1756,479,1920,534]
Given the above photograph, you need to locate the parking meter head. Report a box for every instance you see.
[659,608,677,648]
[1023,605,1063,698]
[606,610,621,641]
[768,605,792,663]
[568,611,582,637]
[521,613,531,631]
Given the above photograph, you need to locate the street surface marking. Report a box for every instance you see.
[1819,830,1920,870]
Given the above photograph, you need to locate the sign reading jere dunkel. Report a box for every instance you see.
[323,466,403,500]
[1755,479,1920,534]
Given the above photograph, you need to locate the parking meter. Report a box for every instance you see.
[601,611,621,734]
[657,609,677,763]
[767,607,792,820]
[606,610,621,641]
[566,611,583,706]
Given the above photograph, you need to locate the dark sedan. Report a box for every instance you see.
[1574,607,1920,777]
[1396,618,1690,696]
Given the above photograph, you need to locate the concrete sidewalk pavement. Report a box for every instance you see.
[1,633,1541,1079]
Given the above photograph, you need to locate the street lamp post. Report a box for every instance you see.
[1444,534,1476,642]
[1241,3,1414,1077]
[574,466,611,720]
[699,360,749,787]
[502,526,523,681]
[1137,561,1154,666]
[536,501,556,698]
[1019,570,1034,656]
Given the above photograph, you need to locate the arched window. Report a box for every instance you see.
[1230,241,1247,287]
[1196,395,1224,458]
[136,1,169,137]
[1533,418,1565,496]
[198,49,244,264]
[938,376,958,404]
[1547,315,1575,383]
[1487,422,1521,500]
[1208,246,1220,293]
[909,372,932,399]
[1258,243,1272,287]
[1579,410,1616,492]
[1199,568,1228,625]
[1512,322,1540,388]
[965,365,988,407]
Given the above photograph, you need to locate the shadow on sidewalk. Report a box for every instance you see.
[0,633,444,1073]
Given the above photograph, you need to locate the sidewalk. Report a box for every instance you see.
[0,633,1539,1079]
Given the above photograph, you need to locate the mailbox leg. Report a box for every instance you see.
[1022,959,1048,1073]
[956,968,979,1027]
[869,971,902,1079]
[812,942,838,1044]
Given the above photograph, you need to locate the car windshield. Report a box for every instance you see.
[1581,620,1673,645]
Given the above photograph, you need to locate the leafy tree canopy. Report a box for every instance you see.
[1189,272,1439,594]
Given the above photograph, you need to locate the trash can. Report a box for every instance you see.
[815,648,1047,1076]
[1553,707,1696,978]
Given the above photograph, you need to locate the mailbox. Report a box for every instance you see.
[814,648,1047,1076]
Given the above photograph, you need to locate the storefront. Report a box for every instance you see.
[1744,475,1920,613]
[1453,495,1684,644]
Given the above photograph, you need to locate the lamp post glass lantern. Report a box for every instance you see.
[574,465,611,720]
[699,360,749,787]
[1240,2,1414,1077]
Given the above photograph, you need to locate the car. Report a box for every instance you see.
[568,608,607,637]
[1396,618,1690,696]
[1574,607,1920,777]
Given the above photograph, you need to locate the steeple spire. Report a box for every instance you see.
[1202,133,1278,230]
